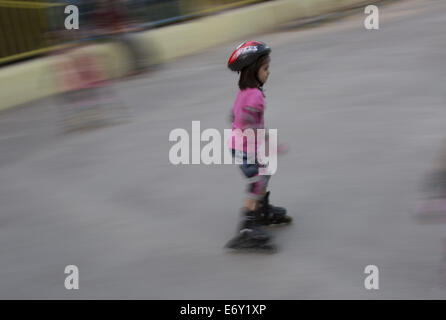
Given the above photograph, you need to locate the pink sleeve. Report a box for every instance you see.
[241,89,264,129]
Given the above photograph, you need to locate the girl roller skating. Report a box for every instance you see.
[225,41,292,252]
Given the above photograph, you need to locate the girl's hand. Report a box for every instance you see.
[229,111,234,123]
[277,143,289,155]
[264,142,288,157]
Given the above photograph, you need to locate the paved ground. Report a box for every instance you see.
[1,0,446,299]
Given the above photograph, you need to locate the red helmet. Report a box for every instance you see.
[227,41,271,72]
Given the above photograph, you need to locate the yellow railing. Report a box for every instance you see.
[0,0,67,64]
[0,0,268,65]
[180,0,267,17]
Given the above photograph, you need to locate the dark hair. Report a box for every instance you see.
[238,54,270,90]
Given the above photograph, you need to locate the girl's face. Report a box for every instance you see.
[257,58,270,85]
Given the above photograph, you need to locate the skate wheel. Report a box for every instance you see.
[265,216,293,227]
[224,243,278,254]
[224,234,277,253]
